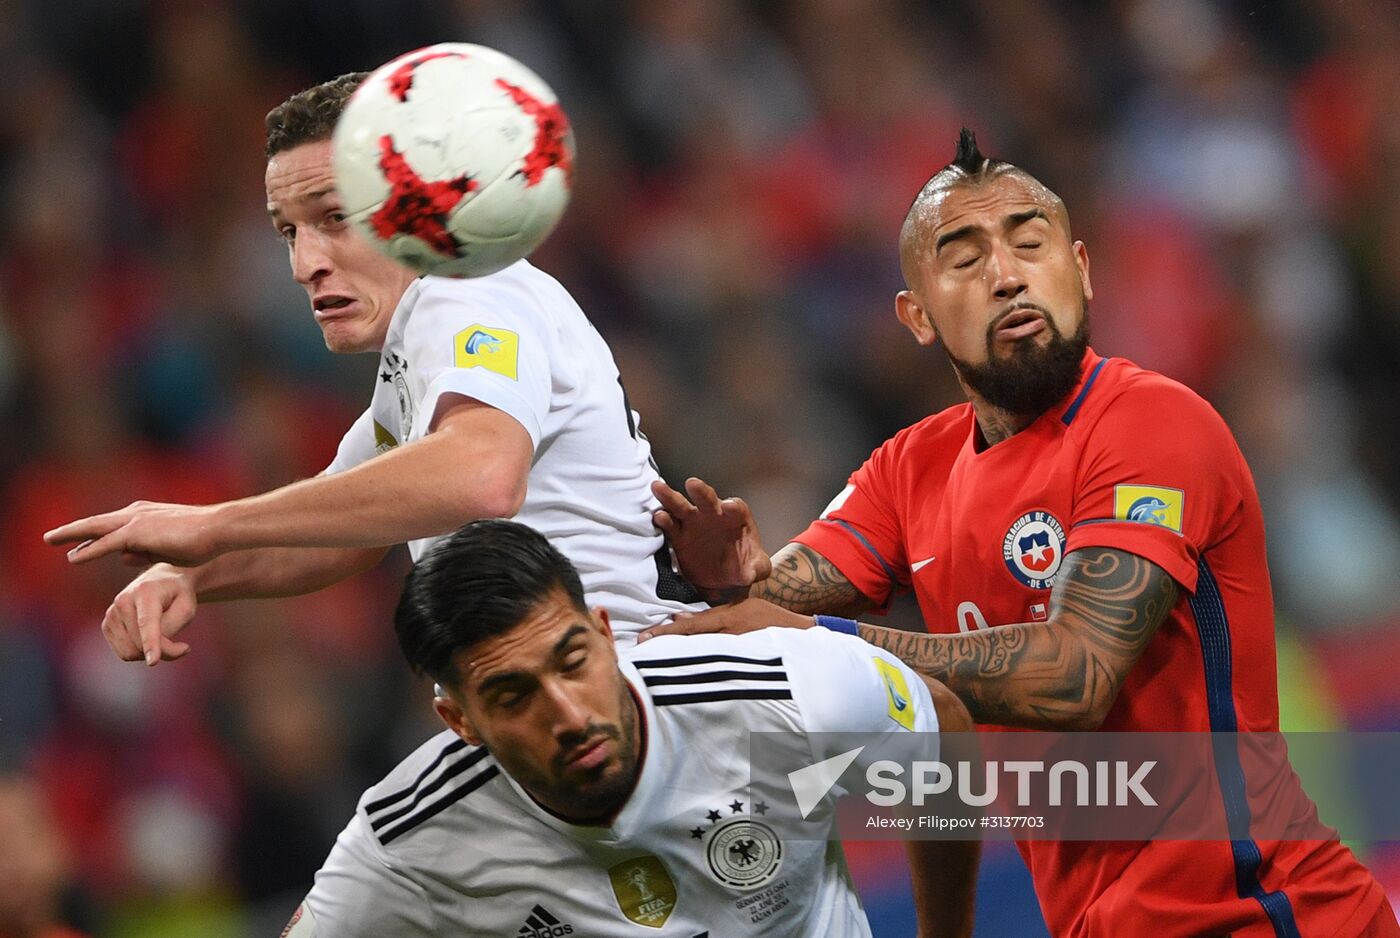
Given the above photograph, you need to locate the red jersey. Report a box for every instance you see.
[795,349,1386,938]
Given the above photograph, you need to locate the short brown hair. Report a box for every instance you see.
[264,72,370,158]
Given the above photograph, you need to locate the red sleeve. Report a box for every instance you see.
[792,438,910,612]
[1065,379,1246,594]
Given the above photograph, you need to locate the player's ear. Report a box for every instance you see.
[896,291,939,346]
[434,689,482,746]
[1073,240,1093,302]
[591,607,616,657]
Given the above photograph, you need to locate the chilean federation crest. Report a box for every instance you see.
[1002,510,1066,590]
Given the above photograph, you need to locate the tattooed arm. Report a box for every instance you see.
[858,547,1176,730]
[641,546,1176,732]
[750,542,875,616]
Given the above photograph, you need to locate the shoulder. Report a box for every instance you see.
[627,631,795,712]
[405,262,569,336]
[1080,357,1233,440]
[865,403,971,470]
[628,628,927,734]
[1093,357,1221,417]
[356,729,503,851]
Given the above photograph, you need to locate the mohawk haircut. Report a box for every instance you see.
[932,127,1017,191]
[899,127,1065,289]
[951,127,994,176]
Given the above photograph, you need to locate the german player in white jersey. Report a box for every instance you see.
[43,73,704,661]
[322,257,701,636]
[286,520,977,938]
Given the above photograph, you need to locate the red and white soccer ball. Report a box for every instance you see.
[331,43,574,278]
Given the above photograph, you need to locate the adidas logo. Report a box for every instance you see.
[517,904,573,937]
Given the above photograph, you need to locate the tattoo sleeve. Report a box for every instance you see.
[857,548,1178,730]
[752,543,875,616]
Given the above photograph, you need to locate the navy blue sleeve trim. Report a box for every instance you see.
[1061,357,1110,426]
[822,518,903,594]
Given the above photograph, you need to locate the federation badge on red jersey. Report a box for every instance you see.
[1002,511,1066,590]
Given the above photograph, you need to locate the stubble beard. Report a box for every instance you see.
[538,678,642,823]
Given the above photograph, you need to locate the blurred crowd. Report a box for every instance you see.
[2,0,1399,935]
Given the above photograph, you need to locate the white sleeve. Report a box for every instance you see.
[776,627,940,752]
[296,813,436,937]
[401,281,553,449]
[324,407,379,476]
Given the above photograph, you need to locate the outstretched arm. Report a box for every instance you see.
[643,547,1178,731]
[103,545,388,665]
[45,398,531,566]
[49,397,533,665]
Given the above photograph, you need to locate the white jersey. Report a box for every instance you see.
[290,628,940,937]
[325,261,704,639]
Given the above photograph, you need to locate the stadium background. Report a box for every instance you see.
[1,0,1398,934]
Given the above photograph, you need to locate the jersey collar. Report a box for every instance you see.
[378,276,426,353]
[1051,346,1107,427]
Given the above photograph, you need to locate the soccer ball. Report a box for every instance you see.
[332,43,574,278]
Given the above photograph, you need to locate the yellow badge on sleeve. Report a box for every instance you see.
[874,657,917,731]
[452,325,519,380]
[1113,485,1184,534]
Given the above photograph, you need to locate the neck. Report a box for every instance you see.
[963,386,1038,448]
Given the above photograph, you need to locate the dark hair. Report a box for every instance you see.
[945,127,1010,183]
[264,72,370,158]
[395,520,588,686]
[952,127,983,174]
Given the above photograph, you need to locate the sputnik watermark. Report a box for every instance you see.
[865,758,1156,808]
[751,732,1370,841]
[788,751,1154,818]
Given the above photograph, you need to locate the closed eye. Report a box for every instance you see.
[495,688,529,709]
[953,256,978,270]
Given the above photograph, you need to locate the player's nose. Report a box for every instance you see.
[291,229,334,285]
[987,241,1027,301]
[544,683,592,739]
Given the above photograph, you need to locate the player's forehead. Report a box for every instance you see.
[265,138,339,218]
[458,593,592,691]
[924,172,1063,238]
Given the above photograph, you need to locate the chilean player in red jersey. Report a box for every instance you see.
[645,130,1398,938]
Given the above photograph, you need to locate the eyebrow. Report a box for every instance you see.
[474,623,590,697]
[1008,208,1049,228]
[266,187,337,218]
[934,208,1050,254]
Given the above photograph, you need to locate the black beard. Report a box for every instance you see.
[945,305,1090,416]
